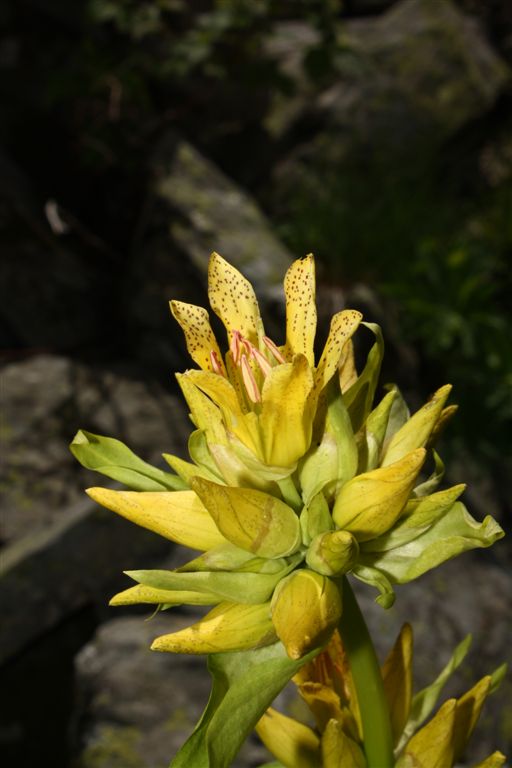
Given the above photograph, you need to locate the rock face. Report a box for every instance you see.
[0,354,190,546]
[74,613,270,768]
[273,0,510,201]
[124,135,294,369]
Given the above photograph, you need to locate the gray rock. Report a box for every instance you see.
[125,136,294,367]
[272,0,510,198]
[0,354,189,545]
[74,614,271,768]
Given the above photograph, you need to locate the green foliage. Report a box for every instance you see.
[279,156,512,464]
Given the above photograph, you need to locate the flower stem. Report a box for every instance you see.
[338,576,394,768]
[277,476,303,513]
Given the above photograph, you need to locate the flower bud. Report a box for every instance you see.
[306,530,359,576]
[271,570,342,660]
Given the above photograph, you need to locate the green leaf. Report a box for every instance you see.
[343,322,384,433]
[169,642,319,768]
[396,635,472,753]
[70,430,187,491]
[413,450,445,497]
[127,556,300,604]
[359,502,504,587]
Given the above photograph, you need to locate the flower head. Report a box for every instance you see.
[75,252,504,659]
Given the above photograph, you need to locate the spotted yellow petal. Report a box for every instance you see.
[397,699,456,768]
[283,254,317,366]
[256,707,321,768]
[170,300,225,373]
[109,583,220,606]
[208,251,264,346]
[315,310,363,397]
[150,601,275,653]
[86,487,227,550]
[339,338,358,393]
[259,353,315,467]
[382,623,413,745]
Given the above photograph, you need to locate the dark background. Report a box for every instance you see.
[1,1,511,766]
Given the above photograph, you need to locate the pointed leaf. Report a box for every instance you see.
[109,583,220,607]
[70,430,186,491]
[343,322,383,433]
[169,642,320,768]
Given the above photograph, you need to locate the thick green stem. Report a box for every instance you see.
[339,576,394,768]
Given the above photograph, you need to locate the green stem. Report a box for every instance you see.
[277,476,303,512]
[338,576,394,768]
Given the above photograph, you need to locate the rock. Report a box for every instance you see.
[124,135,294,369]
[272,0,510,204]
[74,614,271,768]
[0,354,190,545]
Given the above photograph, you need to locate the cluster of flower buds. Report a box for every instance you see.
[257,625,507,768]
[73,252,503,662]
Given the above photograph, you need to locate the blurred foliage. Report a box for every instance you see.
[279,149,512,463]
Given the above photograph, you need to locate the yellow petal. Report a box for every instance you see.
[109,583,219,606]
[170,300,225,373]
[382,623,413,744]
[297,682,345,732]
[306,530,359,577]
[191,478,301,558]
[472,753,507,768]
[176,372,227,446]
[283,254,317,366]
[208,251,264,346]
[184,369,261,455]
[339,339,358,393]
[382,385,452,466]
[453,676,492,762]
[399,699,456,768]
[314,310,363,397]
[256,708,321,768]
[150,601,275,653]
[86,487,227,550]
[259,353,315,467]
[321,718,366,768]
[332,448,426,541]
[271,570,342,660]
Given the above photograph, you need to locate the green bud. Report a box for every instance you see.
[271,569,342,659]
[306,530,359,576]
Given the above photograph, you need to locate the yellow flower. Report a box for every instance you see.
[171,252,362,475]
[77,252,503,658]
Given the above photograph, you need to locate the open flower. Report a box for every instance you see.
[256,626,507,767]
[74,252,504,659]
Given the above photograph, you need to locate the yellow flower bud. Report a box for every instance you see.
[271,570,342,660]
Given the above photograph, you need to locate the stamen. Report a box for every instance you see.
[240,354,261,403]
[210,350,225,376]
[230,330,243,365]
[250,346,272,377]
[263,335,286,364]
